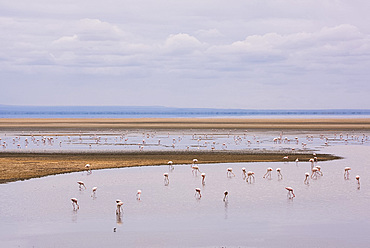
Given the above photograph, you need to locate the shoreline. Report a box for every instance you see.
[0,118,361,184]
[0,150,341,184]
[1,118,370,130]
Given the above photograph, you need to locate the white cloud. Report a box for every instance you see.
[1,1,370,108]
[162,33,206,55]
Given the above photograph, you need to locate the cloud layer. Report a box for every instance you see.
[1,0,370,108]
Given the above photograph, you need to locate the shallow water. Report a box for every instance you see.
[1,144,370,247]
[1,129,369,153]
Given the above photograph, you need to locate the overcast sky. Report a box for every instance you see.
[1,0,370,109]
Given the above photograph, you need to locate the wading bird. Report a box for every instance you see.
[116,201,123,214]
[344,167,351,179]
[285,187,295,199]
[223,191,229,202]
[192,165,201,176]
[241,168,247,179]
[136,190,142,200]
[246,171,255,183]
[77,181,86,190]
[316,166,323,176]
[356,175,360,185]
[91,187,97,197]
[192,158,198,166]
[164,173,169,185]
[311,167,319,179]
[195,188,202,199]
[304,172,310,184]
[227,168,235,177]
[71,198,79,210]
[276,168,283,180]
[263,167,273,179]
[201,173,206,185]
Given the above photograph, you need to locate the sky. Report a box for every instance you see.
[1,0,370,109]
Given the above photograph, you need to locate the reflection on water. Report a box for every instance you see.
[1,141,370,247]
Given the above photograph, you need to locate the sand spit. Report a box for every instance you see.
[0,151,340,184]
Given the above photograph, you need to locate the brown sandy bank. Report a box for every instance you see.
[0,151,341,184]
[1,118,370,131]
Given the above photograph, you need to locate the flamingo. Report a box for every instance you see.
[309,158,315,168]
[195,188,202,199]
[316,166,323,176]
[168,161,174,170]
[283,156,289,162]
[227,168,235,177]
[241,167,247,179]
[295,158,299,164]
[246,171,255,183]
[71,198,79,210]
[344,167,351,179]
[116,201,123,214]
[77,181,86,190]
[276,168,283,180]
[311,167,319,179]
[201,173,206,185]
[164,173,169,185]
[136,190,142,200]
[304,172,310,184]
[356,175,360,185]
[285,187,295,199]
[192,158,198,167]
[192,165,201,176]
[91,187,97,197]
[223,191,229,202]
[263,167,273,179]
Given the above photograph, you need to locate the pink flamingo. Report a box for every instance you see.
[227,168,235,177]
[195,188,202,199]
[356,175,360,185]
[263,167,273,179]
[223,190,229,202]
[91,187,97,197]
[192,158,198,166]
[311,167,319,179]
[241,167,247,179]
[344,167,351,179]
[192,165,201,176]
[71,198,79,210]
[276,168,283,180]
[136,190,142,200]
[164,173,169,185]
[116,200,123,214]
[285,187,295,199]
[201,173,206,185]
[77,181,86,190]
[304,172,310,184]
[316,166,323,176]
[246,171,255,183]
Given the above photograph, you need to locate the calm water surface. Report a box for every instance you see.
[1,143,370,247]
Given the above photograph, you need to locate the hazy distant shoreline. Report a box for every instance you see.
[1,105,370,119]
